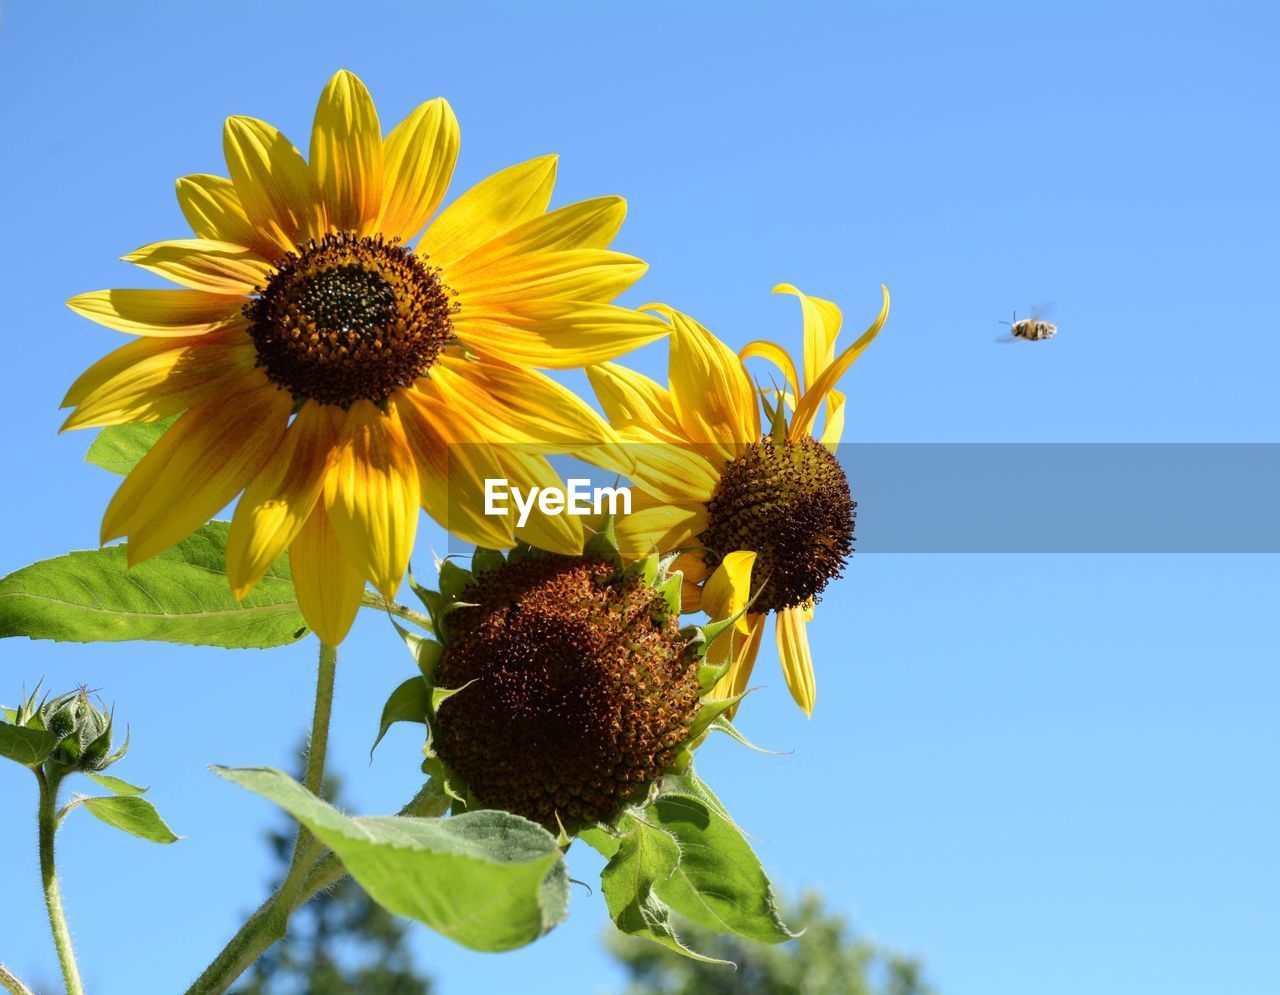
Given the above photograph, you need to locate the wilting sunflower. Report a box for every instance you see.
[585,284,889,715]
[62,69,667,645]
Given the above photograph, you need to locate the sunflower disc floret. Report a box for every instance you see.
[432,554,701,831]
[700,434,856,613]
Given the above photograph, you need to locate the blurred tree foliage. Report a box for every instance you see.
[608,891,934,995]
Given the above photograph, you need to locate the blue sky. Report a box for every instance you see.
[1,2,1277,994]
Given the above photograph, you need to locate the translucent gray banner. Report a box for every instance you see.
[441,443,1280,554]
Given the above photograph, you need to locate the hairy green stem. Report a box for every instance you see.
[361,591,433,631]
[37,770,84,995]
[185,640,338,995]
[0,963,36,995]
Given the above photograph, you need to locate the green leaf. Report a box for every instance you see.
[85,417,177,475]
[0,722,57,767]
[82,795,180,843]
[0,522,309,649]
[601,815,729,964]
[645,793,793,944]
[371,677,428,758]
[437,560,473,599]
[577,825,620,859]
[214,765,569,951]
[84,772,148,796]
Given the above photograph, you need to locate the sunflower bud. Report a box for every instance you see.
[39,689,126,773]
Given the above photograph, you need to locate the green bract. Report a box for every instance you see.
[371,522,794,961]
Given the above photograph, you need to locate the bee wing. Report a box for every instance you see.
[994,334,1018,343]
[1028,301,1055,321]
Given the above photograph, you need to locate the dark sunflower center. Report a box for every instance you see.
[700,435,856,613]
[433,555,700,831]
[244,231,456,407]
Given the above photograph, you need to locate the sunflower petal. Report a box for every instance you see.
[644,304,759,463]
[709,613,767,710]
[324,399,420,598]
[123,239,273,295]
[175,174,277,257]
[226,402,342,599]
[398,390,518,550]
[791,285,889,440]
[290,502,365,646]
[101,372,292,563]
[419,155,557,268]
[740,339,800,402]
[702,550,757,637]
[587,362,680,435]
[67,289,246,336]
[310,70,383,234]
[773,284,843,391]
[612,499,706,561]
[449,248,645,307]
[776,606,816,716]
[495,449,584,556]
[450,197,627,274]
[61,329,256,430]
[429,353,620,453]
[455,301,667,369]
[378,97,459,242]
[821,389,846,452]
[223,115,318,254]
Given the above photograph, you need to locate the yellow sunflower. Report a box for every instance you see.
[585,283,889,715]
[62,69,667,646]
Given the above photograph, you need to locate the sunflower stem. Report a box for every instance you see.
[0,963,36,995]
[360,591,433,631]
[37,768,85,995]
[184,640,338,995]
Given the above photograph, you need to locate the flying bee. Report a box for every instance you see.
[997,308,1057,343]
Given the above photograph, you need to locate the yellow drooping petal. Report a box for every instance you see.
[645,304,759,463]
[378,97,459,243]
[226,402,342,599]
[790,285,890,440]
[61,330,256,430]
[739,339,800,402]
[613,498,706,560]
[495,449,585,556]
[123,239,273,295]
[702,550,758,641]
[773,284,843,391]
[290,501,366,646]
[821,389,846,452]
[454,301,668,369]
[67,289,246,336]
[450,197,627,273]
[399,390,518,550]
[709,612,767,711]
[419,155,557,269]
[101,372,292,563]
[223,115,318,255]
[175,174,276,257]
[776,605,816,716]
[448,248,646,307]
[324,399,421,598]
[310,70,383,234]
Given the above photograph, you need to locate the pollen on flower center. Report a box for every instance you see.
[700,435,856,614]
[244,231,456,407]
[433,555,701,831]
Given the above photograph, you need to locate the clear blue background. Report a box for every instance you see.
[1,2,1277,993]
